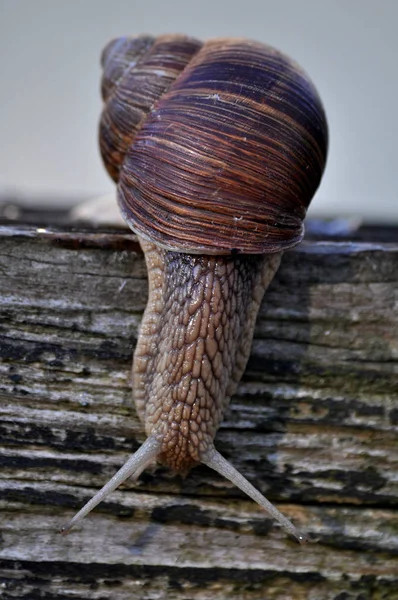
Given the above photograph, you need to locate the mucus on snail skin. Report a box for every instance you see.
[61,34,328,543]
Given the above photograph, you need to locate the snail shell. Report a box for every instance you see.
[61,34,328,543]
[100,34,327,254]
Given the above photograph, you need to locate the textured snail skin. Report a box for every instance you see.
[61,35,327,542]
[134,240,281,473]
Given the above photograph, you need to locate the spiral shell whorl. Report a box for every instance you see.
[100,36,328,253]
[99,34,203,182]
[100,35,156,101]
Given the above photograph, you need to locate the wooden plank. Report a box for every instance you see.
[0,224,397,599]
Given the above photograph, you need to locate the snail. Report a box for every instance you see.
[61,34,328,543]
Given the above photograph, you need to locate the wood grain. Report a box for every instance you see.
[0,224,397,600]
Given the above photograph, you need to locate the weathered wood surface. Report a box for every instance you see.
[0,223,397,600]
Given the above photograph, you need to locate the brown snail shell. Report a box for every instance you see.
[101,35,327,254]
[61,34,328,543]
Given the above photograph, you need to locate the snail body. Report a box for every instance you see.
[62,35,328,542]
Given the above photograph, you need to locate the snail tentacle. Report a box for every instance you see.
[202,445,308,544]
[60,436,161,534]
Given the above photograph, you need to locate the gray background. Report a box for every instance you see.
[0,0,396,222]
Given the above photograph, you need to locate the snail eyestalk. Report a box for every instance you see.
[202,445,308,545]
[60,436,161,535]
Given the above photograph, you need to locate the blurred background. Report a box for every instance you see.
[0,0,396,222]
